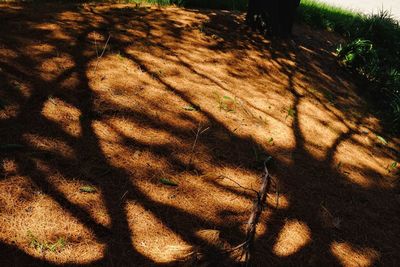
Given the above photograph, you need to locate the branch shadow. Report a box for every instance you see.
[0,2,399,267]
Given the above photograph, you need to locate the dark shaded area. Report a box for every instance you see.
[246,0,300,36]
[0,2,399,267]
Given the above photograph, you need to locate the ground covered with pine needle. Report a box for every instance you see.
[0,2,399,266]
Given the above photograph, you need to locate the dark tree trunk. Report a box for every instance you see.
[246,0,300,37]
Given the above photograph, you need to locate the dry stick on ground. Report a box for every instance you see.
[93,34,111,74]
[187,124,209,170]
[217,175,259,196]
[94,36,99,58]
[228,156,273,266]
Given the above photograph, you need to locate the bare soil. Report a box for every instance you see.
[0,2,399,266]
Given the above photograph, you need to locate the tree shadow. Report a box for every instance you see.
[0,2,399,267]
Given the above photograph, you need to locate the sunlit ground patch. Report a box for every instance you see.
[273,219,311,257]
[331,241,380,267]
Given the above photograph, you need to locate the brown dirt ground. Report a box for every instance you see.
[0,2,399,267]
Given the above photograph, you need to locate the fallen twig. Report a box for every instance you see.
[216,175,259,196]
[180,158,273,266]
[229,156,273,266]
[187,124,209,170]
[94,34,111,74]
[94,36,99,58]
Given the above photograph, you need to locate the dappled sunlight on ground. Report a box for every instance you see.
[272,219,311,257]
[0,2,399,266]
[331,241,380,267]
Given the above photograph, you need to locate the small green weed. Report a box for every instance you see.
[79,186,97,193]
[11,80,23,90]
[308,87,317,93]
[116,51,126,61]
[213,92,237,112]
[183,105,198,111]
[198,23,205,33]
[337,161,342,169]
[48,95,57,104]
[159,178,178,186]
[286,107,296,119]
[387,161,398,173]
[27,231,66,253]
[376,135,388,145]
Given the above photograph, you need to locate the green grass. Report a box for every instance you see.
[298,0,400,132]
[297,0,364,35]
[213,92,237,112]
[27,231,67,253]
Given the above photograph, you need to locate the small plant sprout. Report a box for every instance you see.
[183,105,198,111]
[198,23,205,33]
[27,231,66,253]
[308,87,317,93]
[159,178,178,186]
[213,92,237,112]
[387,161,398,173]
[116,51,125,61]
[11,80,22,90]
[286,107,296,119]
[376,135,388,145]
[337,161,342,169]
[79,186,97,193]
[267,137,274,145]
[48,95,57,104]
